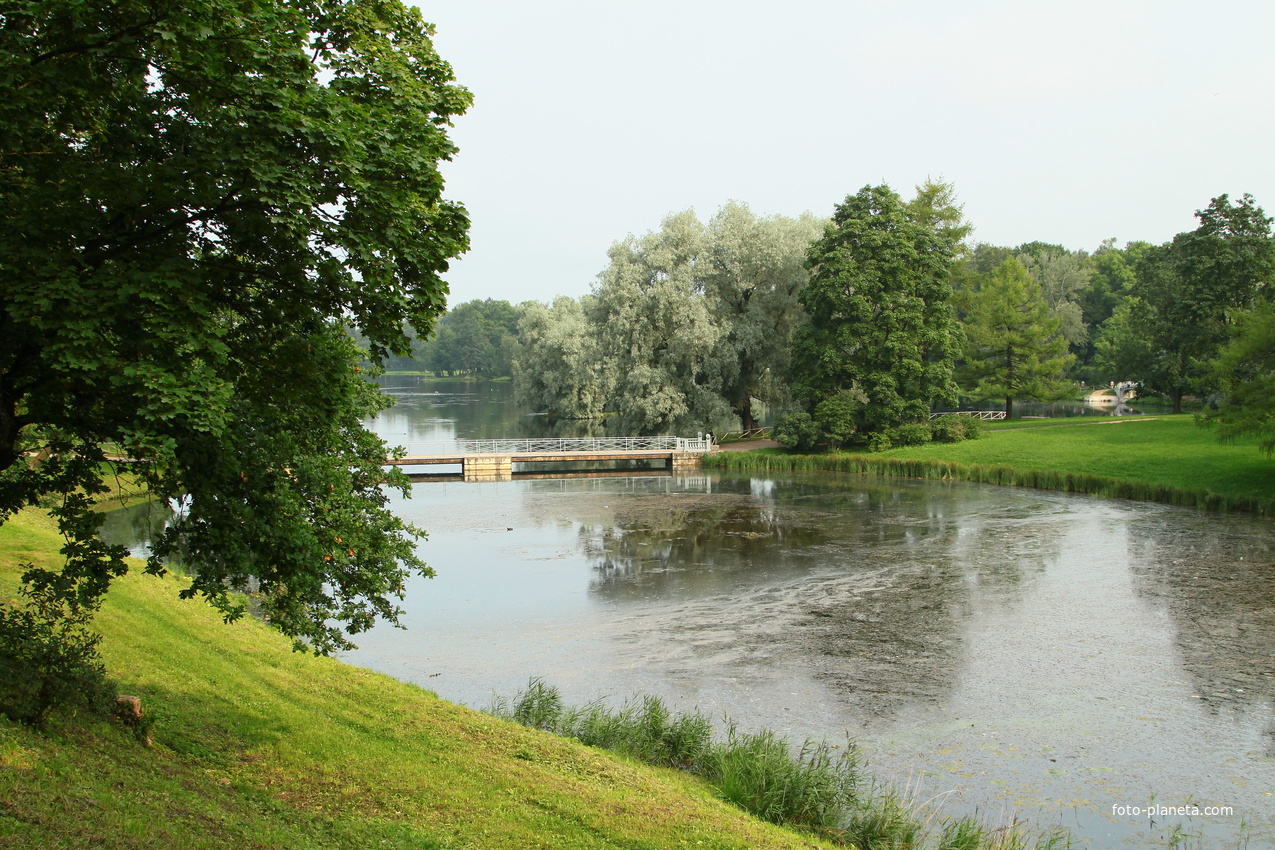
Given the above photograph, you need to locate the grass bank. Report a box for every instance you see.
[0,509,837,849]
[704,415,1275,514]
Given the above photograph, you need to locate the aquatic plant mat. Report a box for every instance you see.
[490,679,1071,849]
[704,415,1275,514]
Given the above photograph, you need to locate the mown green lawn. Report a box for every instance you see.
[886,414,1275,501]
[0,510,834,850]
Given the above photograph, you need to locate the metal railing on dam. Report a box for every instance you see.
[387,436,713,481]
[392,436,714,457]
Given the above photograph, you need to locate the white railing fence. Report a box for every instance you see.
[928,411,1007,421]
[396,436,714,456]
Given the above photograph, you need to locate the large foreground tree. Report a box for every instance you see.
[790,184,961,444]
[0,0,470,653]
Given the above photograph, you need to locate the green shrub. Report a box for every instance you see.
[772,412,821,452]
[929,415,966,443]
[0,588,117,728]
[867,432,894,452]
[813,389,868,450]
[891,422,933,447]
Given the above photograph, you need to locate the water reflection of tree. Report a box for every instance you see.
[794,492,1065,719]
[96,499,175,556]
[577,476,1062,721]
[581,492,818,599]
[1128,512,1275,748]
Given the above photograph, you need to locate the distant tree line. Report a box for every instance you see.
[396,189,1274,454]
[352,298,521,378]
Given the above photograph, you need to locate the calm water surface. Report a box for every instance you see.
[109,380,1275,846]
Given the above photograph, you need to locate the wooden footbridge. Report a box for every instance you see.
[386,436,714,481]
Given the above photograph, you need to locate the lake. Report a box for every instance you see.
[106,379,1275,846]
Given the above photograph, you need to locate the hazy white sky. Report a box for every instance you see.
[418,0,1274,307]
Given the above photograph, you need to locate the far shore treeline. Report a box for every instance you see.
[373,184,1275,454]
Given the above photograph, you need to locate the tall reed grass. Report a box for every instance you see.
[490,679,1070,849]
[702,451,1275,514]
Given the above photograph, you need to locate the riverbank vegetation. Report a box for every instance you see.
[490,679,1069,849]
[705,415,1275,514]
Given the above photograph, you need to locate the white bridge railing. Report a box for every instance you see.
[396,436,714,456]
[928,411,1007,421]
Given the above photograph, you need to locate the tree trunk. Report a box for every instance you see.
[1171,389,1184,414]
[739,395,756,432]
[1005,397,1014,419]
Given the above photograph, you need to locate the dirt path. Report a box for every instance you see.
[715,439,780,451]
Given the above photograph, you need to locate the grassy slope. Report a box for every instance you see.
[705,415,1275,512]
[0,511,832,850]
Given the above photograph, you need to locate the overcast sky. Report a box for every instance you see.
[417,0,1274,308]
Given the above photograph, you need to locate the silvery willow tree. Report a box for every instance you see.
[514,203,822,435]
[0,0,470,656]
[512,296,612,421]
[789,184,961,447]
[587,210,731,435]
[701,203,825,430]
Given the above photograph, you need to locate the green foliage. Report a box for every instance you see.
[813,387,871,449]
[513,203,825,434]
[1076,239,1145,375]
[421,299,521,377]
[774,387,883,452]
[1112,194,1275,411]
[866,432,895,453]
[0,0,470,653]
[890,421,934,447]
[959,258,1075,417]
[512,296,611,419]
[906,178,973,256]
[0,582,116,727]
[968,243,1016,275]
[792,184,961,442]
[702,203,828,429]
[1200,300,1275,455]
[585,209,733,434]
[1019,248,1092,351]
[772,412,823,452]
[929,414,981,443]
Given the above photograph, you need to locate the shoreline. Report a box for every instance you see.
[702,417,1275,515]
